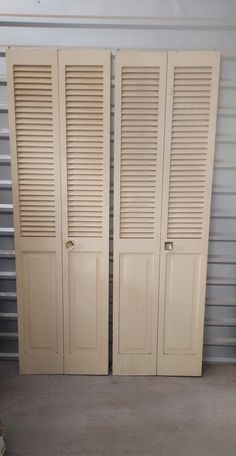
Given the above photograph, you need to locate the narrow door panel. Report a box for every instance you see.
[59,50,110,374]
[7,49,63,374]
[158,51,220,376]
[113,51,167,375]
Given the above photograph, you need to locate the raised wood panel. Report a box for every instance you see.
[119,253,153,354]
[68,252,101,352]
[163,253,200,354]
[22,251,58,351]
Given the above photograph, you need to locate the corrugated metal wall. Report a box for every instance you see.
[0,0,236,364]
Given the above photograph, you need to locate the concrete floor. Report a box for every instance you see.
[0,362,236,456]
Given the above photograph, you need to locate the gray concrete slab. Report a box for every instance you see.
[0,362,236,456]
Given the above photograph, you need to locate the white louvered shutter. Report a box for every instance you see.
[158,51,220,376]
[113,51,167,375]
[7,49,63,373]
[59,50,110,374]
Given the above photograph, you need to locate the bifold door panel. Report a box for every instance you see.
[113,50,220,376]
[113,51,167,375]
[7,48,219,376]
[7,48,110,374]
[157,51,220,376]
[7,49,63,373]
[59,50,110,374]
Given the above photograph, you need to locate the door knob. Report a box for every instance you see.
[66,240,75,250]
[164,241,173,251]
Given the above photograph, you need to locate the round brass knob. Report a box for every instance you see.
[66,240,75,250]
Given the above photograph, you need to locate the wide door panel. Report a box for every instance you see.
[59,50,110,374]
[113,51,167,375]
[7,49,63,374]
[158,51,220,376]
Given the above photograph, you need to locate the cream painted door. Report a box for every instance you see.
[59,50,110,374]
[113,51,167,375]
[7,49,63,373]
[157,51,220,376]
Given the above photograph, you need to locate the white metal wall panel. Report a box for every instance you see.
[0,1,236,363]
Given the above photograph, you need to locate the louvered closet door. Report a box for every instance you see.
[7,49,63,373]
[157,51,220,376]
[59,50,110,374]
[113,51,167,375]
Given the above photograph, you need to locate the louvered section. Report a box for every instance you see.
[65,65,104,238]
[120,66,159,239]
[168,66,213,239]
[13,65,56,237]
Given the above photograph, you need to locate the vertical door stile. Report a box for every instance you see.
[157,51,220,376]
[59,49,110,374]
[7,48,63,373]
[113,51,167,375]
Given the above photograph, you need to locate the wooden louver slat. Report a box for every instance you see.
[13,65,56,237]
[120,66,159,239]
[167,66,213,239]
[65,65,104,237]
